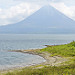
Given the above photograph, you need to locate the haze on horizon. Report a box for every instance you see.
[0,0,75,26]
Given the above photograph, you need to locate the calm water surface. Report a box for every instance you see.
[0,34,75,70]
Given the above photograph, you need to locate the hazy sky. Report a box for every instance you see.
[0,0,75,25]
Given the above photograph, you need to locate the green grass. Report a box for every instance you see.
[2,41,75,75]
[40,41,75,57]
[3,65,75,75]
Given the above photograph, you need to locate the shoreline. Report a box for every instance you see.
[9,49,68,66]
[1,41,75,75]
[1,48,68,73]
[0,49,46,73]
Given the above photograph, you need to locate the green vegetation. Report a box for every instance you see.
[3,65,75,75]
[2,41,75,75]
[40,41,75,57]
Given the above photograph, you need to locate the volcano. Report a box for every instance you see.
[0,5,75,34]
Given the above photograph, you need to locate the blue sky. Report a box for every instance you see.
[0,0,75,25]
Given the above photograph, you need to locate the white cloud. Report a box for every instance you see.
[0,8,2,12]
[0,2,40,25]
[50,2,75,20]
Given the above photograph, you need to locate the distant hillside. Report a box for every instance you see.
[0,5,75,34]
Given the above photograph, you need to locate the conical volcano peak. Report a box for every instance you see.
[0,3,75,34]
[35,4,63,16]
[31,4,57,17]
[40,4,55,11]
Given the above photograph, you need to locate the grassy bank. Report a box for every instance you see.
[2,41,75,75]
[39,41,75,57]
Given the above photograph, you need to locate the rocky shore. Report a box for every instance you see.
[10,49,68,67]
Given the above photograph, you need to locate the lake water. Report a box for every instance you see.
[0,34,75,70]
